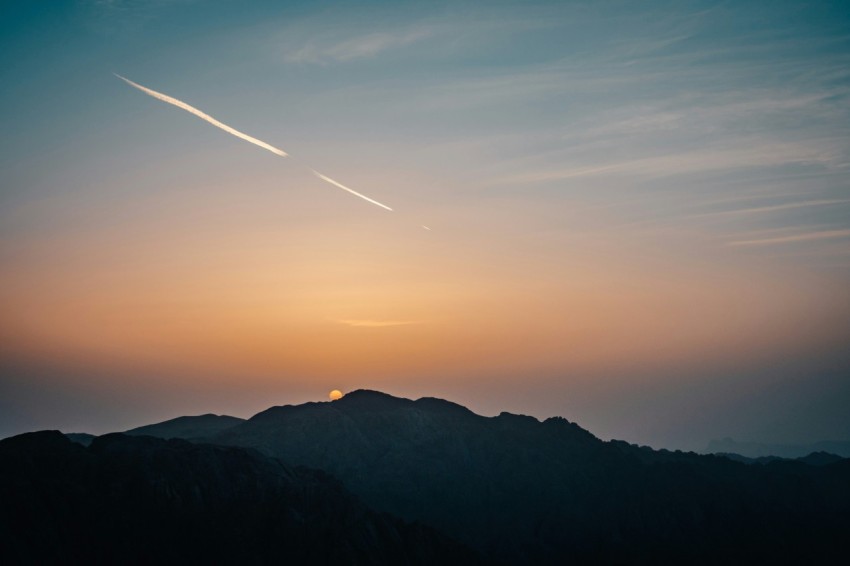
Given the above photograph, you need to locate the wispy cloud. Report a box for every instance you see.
[492,142,841,186]
[570,92,841,142]
[284,27,434,64]
[335,319,424,328]
[728,229,850,247]
[692,199,850,218]
[278,12,554,66]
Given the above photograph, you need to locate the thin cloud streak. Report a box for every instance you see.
[114,74,288,157]
[278,16,554,65]
[336,319,423,328]
[492,143,840,186]
[729,229,850,247]
[285,28,434,64]
[692,199,850,218]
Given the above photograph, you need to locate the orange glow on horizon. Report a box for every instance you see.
[2,175,848,394]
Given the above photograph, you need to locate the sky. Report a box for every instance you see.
[1,0,849,451]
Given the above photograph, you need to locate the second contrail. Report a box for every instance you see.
[312,170,393,211]
[116,73,395,212]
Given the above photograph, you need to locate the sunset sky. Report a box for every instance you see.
[1,0,848,450]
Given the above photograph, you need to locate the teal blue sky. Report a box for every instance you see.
[1,1,849,450]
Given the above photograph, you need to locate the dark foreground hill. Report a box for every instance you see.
[0,431,479,565]
[207,390,850,565]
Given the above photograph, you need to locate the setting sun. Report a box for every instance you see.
[329,390,344,401]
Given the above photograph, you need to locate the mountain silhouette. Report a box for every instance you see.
[0,430,479,565]
[204,390,850,564]
[5,391,850,564]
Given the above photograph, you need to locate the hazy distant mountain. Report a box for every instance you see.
[208,390,850,564]
[797,451,847,466]
[715,451,846,466]
[124,413,244,440]
[706,437,850,458]
[0,431,479,565]
[63,432,95,446]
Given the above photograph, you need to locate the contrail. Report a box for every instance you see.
[311,170,393,211]
[114,73,288,157]
[116,74,398,213]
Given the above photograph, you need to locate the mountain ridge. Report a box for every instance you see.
[124,413,245,440]
[15,390,850,564]
[200,390,849,563]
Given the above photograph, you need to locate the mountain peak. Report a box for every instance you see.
[335,389,415,411]
[335,390,477,418]
[495,412,539,425]
[340,389,404,401]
